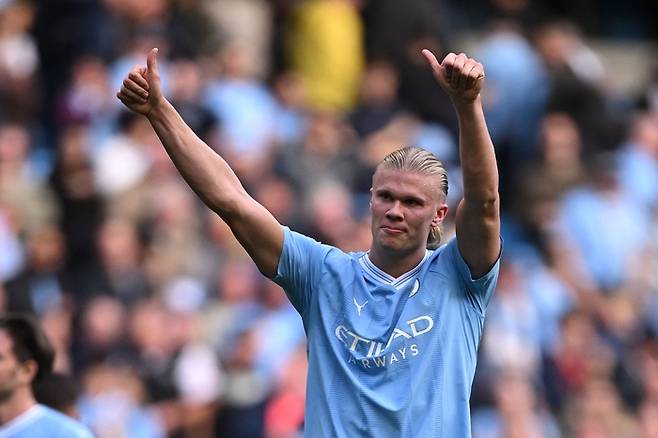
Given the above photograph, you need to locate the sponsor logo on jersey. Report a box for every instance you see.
[335,315,434,368]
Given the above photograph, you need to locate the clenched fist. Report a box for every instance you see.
[422,50,485,103]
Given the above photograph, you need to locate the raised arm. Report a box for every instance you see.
[422,50,500,278]
[116,48,283,277]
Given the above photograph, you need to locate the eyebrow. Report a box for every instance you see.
[402,195,425,204]
[374,189,426,203]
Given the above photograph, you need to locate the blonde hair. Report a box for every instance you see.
[377,147,448,249]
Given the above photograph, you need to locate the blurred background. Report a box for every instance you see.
[0,0,657,436]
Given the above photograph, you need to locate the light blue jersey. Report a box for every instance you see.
[274,227,500,437]
[0,404,93,438]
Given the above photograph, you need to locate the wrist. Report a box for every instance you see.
[450,94,481,110]
[146,97,171,121]
[451,95,484,120]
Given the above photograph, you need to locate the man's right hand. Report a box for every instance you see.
[116,48,164,116]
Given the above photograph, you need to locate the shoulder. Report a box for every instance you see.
[276,226,356,282]
[35,406,93,438]
[430,236,501,281]
[282,226,326,249]
[426,237,456,267]
[282,226,350,260]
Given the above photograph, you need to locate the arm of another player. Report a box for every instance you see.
[422,50,500,278]
[116,48,283,277]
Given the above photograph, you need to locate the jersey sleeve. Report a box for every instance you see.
[444,237,501,315]
[272,226,330,315]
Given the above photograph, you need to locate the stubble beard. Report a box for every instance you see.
[0,385,17,404]
[0,368,21,404]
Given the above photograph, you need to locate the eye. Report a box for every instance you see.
[378,192,393,201]
[404,198,422,207]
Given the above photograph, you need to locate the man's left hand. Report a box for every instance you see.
[422,49,485,103]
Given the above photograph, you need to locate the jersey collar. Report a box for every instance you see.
[359,250,431,290]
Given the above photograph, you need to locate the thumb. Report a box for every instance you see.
[421,49,449,88]
[146,48,159,77]
[421,49,440,71]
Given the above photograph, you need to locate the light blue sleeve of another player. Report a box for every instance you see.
[272,226,331,316]
[444,237,501,315]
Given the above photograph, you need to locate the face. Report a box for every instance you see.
[370,168,448,256]
[0,330,33,402]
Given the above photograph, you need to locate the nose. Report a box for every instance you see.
[385,201,404,221]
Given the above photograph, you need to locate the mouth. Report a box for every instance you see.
[381,226,406,235]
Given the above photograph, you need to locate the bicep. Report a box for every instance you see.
[222,193,284,278]
[455,197,501,279]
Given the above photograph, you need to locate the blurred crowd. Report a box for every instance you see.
[1,0,657,437]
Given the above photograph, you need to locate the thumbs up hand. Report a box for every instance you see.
[117,48,164,116]
[422,49,485,103]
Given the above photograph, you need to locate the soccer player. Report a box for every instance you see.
[0,314,93,437]
[117,48,500,437]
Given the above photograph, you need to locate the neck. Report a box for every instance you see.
[368,245,426,278]
[0,389,36,425]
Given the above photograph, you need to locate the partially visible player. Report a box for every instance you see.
[0,314,92,437]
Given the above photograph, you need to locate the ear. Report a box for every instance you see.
[369,187,374,207]
[18,360,38,384]
[432,203,449,226]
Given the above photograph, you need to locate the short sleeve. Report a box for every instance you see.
[272,226,330,315]
[444,237,502,315]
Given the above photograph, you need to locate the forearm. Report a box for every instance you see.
[147,99,246,215]
[454,96,499,208]
[454,98,501,275]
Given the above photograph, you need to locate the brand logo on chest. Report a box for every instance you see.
[353,298,368,316]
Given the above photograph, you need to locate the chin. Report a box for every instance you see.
[380,233,428,253]
[377,236,410,252]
